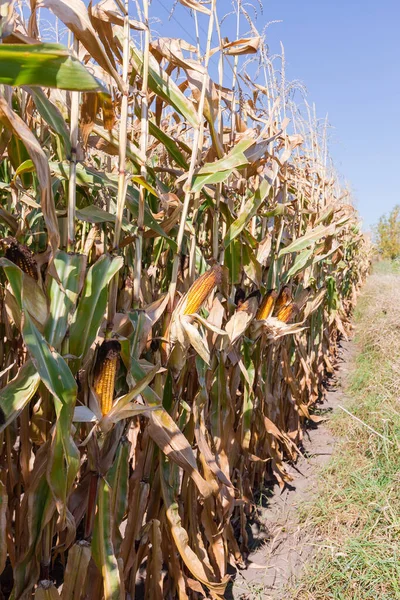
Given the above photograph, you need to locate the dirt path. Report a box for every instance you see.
[227,339,355,600]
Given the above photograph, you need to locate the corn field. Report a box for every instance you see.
[0,1,370,598]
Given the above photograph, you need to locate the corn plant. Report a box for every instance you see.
[0,1,370,598]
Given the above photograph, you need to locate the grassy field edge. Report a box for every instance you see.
[293,261,400,600]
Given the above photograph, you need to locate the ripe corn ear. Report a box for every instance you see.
[1,237,38,280]
[256,290,278,319]
[276,301,299,323]
[93,340,121,415]
[34,581,61,599]
[274,285,292,313]
[182,265,222,315]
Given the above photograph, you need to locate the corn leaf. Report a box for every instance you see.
[0,44,101,91]
[107,438,130,549]
[0,361,40,433]
[39,0,122,87]
[0,94,60,253]
[69,255,123,369]
[0,257,48,326]
[61,542,91,600]
[26,87,71,154]
[21,310,80,513]
[279,223,337,256]
[44,250,86,348]
[130,44,200,129]
[92,480,123,600]
[160,456,229,596]
[50,162,175,245]
[224,177,272,248]
[0,482,7,576]
[130,358,213,498]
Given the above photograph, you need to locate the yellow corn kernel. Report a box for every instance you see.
[274,285,291,313]
[183,265,222,315]
[276,301,299,323]
[1,237,38,280]
[93,340,121,415]
[256,290,278,320]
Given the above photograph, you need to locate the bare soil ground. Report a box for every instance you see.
[227,339,355,600]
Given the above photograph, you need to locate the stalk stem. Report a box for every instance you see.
[230,0,241,146]
[168,0,216,307]
[67,38,79,252]
[107,0,130,329]
[133,0,150,307]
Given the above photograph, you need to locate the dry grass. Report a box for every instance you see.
[292,262,400,600]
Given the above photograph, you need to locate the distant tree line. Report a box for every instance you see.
[375,205,400,259]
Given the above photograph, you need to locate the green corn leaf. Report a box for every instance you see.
[0,361,40,433]
[224,176,272,248]
[279,223,337,256]
[133,103,188,169]
[92,480,123,600]
[107,438,130,551]
[283,246,315,282]
[69,254,123,370]
[224,238,242,285]
[76,205,134,232]
[191,139,253,193]
[130,44,200,129]
[21,310,80,513]
[241,340,255,450]
[0,257,48,327]
[197,139,253,174]
[191,169,232,194]
[44,251,86,349]
[22,312,76,406]
[26,87,71,155]
[12,158,35,183]
[50,162,175,246]
[0,44,101,91]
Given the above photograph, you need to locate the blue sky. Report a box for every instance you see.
[150,0,400,231]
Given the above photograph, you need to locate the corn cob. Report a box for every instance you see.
[34,581,61,599]
[182,265,223,315]
[0,237,38,280]
[93,340,121,415]
[276,301,299,323]
[60,541,91,600]
[274,285,291,313]
[256,289,278,320]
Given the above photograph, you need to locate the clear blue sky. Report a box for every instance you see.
[150,0,400,231]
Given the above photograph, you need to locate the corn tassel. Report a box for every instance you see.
[256,290,278,320]
[1,237,38,280]
[276,301,299,323]
[182,265,222,315]
[93,340,121,415]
